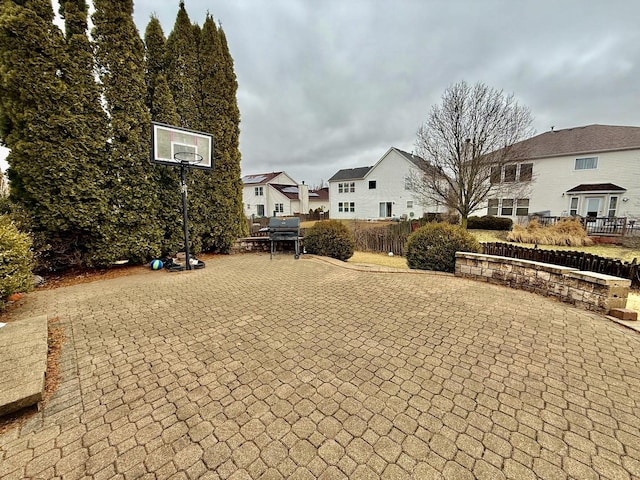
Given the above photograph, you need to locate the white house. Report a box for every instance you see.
[328,147,442,220]
[242,171,311,218]
[487,124,640,222]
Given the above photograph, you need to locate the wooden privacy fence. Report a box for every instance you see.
[352,222,416,256]
[482,242,640,288]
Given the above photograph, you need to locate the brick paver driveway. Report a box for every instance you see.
[1,254,640,479]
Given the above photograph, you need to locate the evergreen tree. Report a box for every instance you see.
[164,2,207,253]
[165,1,200,128]
[0,0,65,221]
[144,17,183,254]
[144,16,168,115]
[56,0,111,267]
[92,0,162,263]
[197,17,247,250]
[0,0,108,269]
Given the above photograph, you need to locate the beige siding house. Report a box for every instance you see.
[488,124,640,223]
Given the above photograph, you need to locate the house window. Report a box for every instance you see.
[519,163,533,181]
[254,186,263,196]
[338,182,355,193]
[608,197,618,217]
[369,180,377,189]
[575,157,598,170]
[569,197,579,216]
[406,200,413,208]
[490,166,501,184]
[503,165,517,182]
[515,199,529,216]
[274,203,284,213]
[338,202,355,213]
[487,199,499,216]
[257,204,265,216]
[501,199,514,216]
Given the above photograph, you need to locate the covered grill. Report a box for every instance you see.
[268,217,301,260]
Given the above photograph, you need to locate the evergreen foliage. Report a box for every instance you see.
[195,17,247,250]
[92,0,162,264]
[0,1,247,270]
[467,215,513,231]
[0,215,33,309]
[164,2,200,128]
[0,0,107,270]
[406,222,481,272]
[304,220,355,261]
[163,3,207,254]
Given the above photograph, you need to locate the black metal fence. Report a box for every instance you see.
[534,216,628,236]
[482,242,639,288]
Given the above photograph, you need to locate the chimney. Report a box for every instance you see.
[298,182,309,213]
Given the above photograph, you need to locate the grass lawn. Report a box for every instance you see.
[471,230,640,262]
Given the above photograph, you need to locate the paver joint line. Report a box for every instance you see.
[1,253,639,480]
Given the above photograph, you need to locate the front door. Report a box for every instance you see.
[584,197,602,217]
[257,204,265,217]
[379,202,392,218]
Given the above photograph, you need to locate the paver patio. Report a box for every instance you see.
[1,253,639,479]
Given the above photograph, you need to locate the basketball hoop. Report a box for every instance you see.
[173,151,204,166]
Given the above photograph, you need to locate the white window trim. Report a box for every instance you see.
[574,157,598,170]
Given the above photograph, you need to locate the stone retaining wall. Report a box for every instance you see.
[232,237,271,254]
[455,252,630,314]
[232,237,303,255]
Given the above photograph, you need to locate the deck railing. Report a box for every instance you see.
[533,216,627,236]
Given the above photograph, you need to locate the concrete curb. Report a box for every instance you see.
[0,314,48,417]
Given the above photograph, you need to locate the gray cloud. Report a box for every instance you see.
[5,1,639,185]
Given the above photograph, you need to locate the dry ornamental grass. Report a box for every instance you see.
[507,218,594,246]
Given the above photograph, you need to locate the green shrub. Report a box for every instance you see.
[406,222,481,272]
[304,220,355,261]
[0,215,34,309]
[467,215,513,230]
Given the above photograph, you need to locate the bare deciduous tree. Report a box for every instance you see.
[407,81,534,228]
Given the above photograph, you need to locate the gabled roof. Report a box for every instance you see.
[270,184,300,199]
[328,166,372,182]
[509,124,640,161]
[242,172,283,185]
[328,147,429,182]
[392,148,430,171]
[566,183,626,193]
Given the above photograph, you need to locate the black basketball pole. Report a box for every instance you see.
[180,162,192,270]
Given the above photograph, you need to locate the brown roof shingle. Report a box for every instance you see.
[566,183,626,193]
[509,124,640,161]
[242,172,283,185]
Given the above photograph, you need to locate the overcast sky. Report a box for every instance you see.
[3,1,640,186]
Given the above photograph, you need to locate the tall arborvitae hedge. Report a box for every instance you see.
[0,1,246,270]
[92,0,162,264]
[0,0,108,269]
[57,0,110,267]
[197,16,247,250]
[164,2,200,129]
